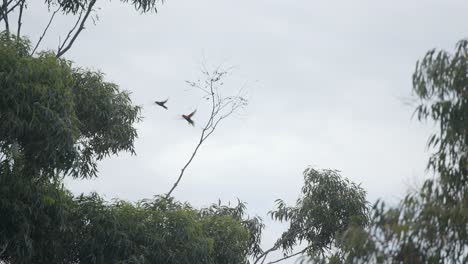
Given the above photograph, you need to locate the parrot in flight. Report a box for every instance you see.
[182,110,196,126]
[155,99,169,109]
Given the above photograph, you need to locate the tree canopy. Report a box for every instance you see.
[1,0,164,58]
[328,39,468,264]
[0,32,140,179]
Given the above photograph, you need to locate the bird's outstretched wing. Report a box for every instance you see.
[154,98,169,109]
[188,109,197,118]
[155,98,168,104]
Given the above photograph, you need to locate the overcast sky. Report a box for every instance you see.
[19,0,468,262]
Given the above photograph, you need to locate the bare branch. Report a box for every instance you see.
[56,0,96,58]
[31,6,60,56]
[166,66,248,197]
[0,0,21,25]
[185,80,210,95]
[15,0,24,38]
[0,0,13,20]
[58,8,83,53]
[2,0,10,33]
[166,130,206,197]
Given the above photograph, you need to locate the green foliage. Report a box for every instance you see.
[0,160,75,264]
[71,69,140,178]
[44,0,163,14]
[0,33,78,175]
[262,168,368,261]
[200,200,265,262]
[68,195,215,264]
[333,39,468,263]
[0,171,261,264]
[0,32,140,178]
[413,39,468,195]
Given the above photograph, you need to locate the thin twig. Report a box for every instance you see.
[57,8,83,53]
[56,0,96,58]
[254,231,299,264]
[259,248,275,264]
[166,81,217,198]
[31,6,60,56]
[166,68,247,197]
[265,249,306,264]
[165,130,207,198]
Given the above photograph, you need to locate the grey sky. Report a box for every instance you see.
[18,0,468,262]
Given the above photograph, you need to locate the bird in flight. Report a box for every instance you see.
[155,99,169,109]
[182,110,196,126]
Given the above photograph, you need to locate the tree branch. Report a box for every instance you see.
[257,247,278,264]
[2,0,10,34]
[57,8,83,53]
[31,6,60,56]
[166,129,207,198]
[0,0,19,24]
[254,231,300,264]
[56,0,96,58]
[0,0,16,15]
[15,0,24,38]
[265,249,306,264]
[166,67,247,197]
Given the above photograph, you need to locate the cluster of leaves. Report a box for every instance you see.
[0,32,140,179]
[413,39,467,195]
[0,166,262,263]
[2,161,369,264]
[327,40,468,263]
[42,0,162,15]
[254,168,369,263]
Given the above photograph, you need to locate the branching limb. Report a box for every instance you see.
[166,66,248,197]
[56,0,96,58]
[57,8,83,53]
[31,5,60,55]
[0,0,21,20]
[1,0,10,33]
[254,231,300,264]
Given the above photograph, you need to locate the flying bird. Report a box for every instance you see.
[154,99,169,109]
[182,110,196,126]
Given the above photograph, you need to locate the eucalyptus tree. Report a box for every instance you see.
[0,32,140,179]
[1,0,163,57]
[0,30,139,263]
[331,39,468,263]
[255,168,368,264]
